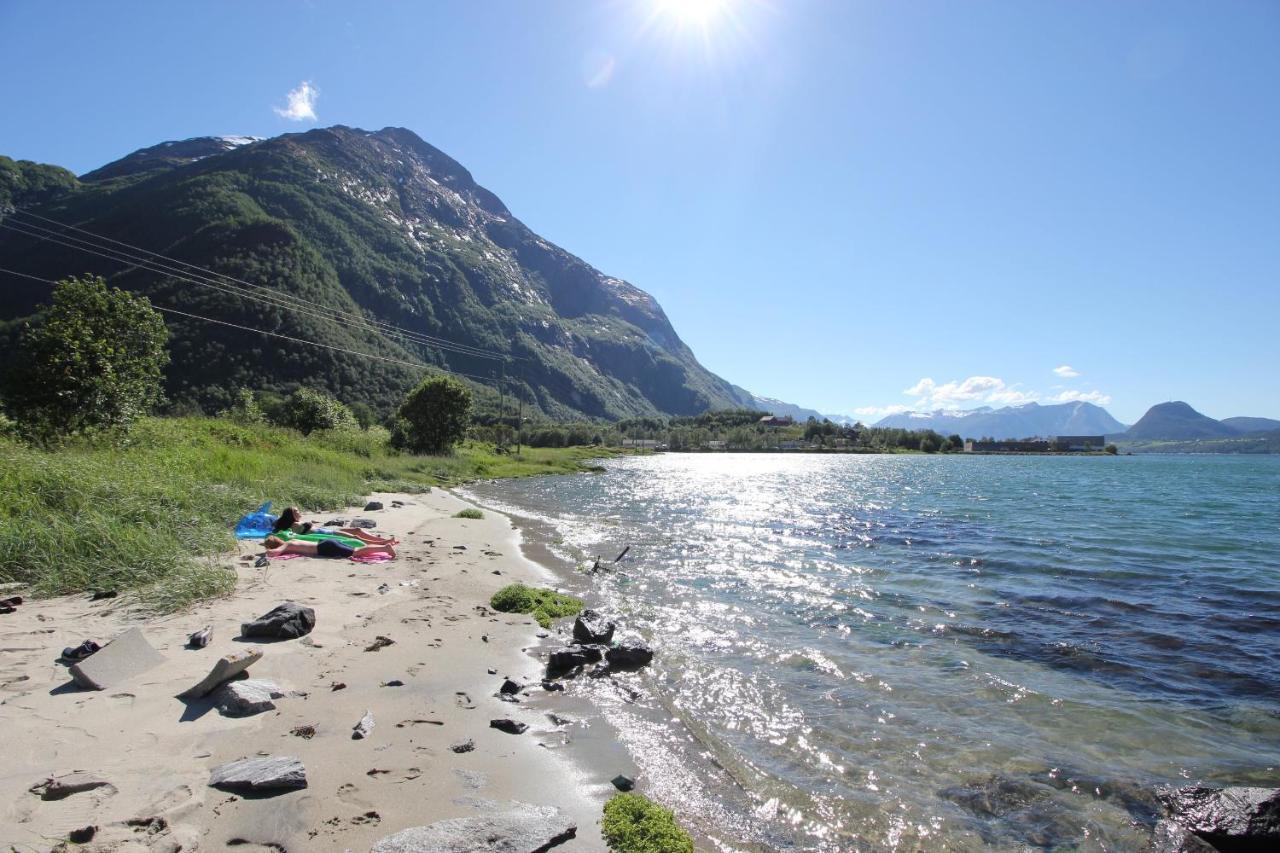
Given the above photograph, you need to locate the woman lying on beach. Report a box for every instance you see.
[273,528,398,546]
[263,535,396,561]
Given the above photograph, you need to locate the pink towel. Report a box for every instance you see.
[351,553,394,564]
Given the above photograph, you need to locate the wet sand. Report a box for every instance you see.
[0,489,622,851]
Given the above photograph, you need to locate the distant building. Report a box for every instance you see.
[705,440,726,450]
[1051,435,1106,451]
[759,415,794,427]
[621,438,661,449]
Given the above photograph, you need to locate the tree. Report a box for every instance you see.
[13,275,168,439]
[283,387,358,434]
[392,374,472,453]
[1104,443,1119,455]
[947,434,964,451]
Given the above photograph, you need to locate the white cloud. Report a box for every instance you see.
[1053,365,1081,378]
[853,373,1114,419]
[274,81,319,121]
[903,375,1005,407]
[853,404,910,417]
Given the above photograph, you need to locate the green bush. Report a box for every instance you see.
[489,583,583,629]
[281,387,358,434]
[12,275,168,441]
[392,374,472,454]
[453,508,483,519]
[222,388,265,425]
[602,793,695,853]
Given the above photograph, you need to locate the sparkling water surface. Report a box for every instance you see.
[464,453,1280,850]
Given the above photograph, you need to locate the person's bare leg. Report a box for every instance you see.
[338,528,398,545]
[353,543,396,559]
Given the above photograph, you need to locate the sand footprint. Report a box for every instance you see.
[454,691,475,710]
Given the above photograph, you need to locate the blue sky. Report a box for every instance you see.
[2,0,1277,423]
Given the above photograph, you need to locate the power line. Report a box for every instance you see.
[0,266,503,384]
[1,209,512,362]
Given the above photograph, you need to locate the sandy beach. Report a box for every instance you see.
[0,489,621,851]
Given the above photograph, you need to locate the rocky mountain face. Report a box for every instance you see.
[874,401,1127,439]
[0,127,756,418]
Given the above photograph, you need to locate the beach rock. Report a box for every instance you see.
[353,710,376,739]
[187,625,213,649]
[1158,785,1280,848]
[364,501,384,511]
[208,756,307,793]
[67,825,97,843]
[214,679,285,717]
[370,803,576,852]
[1151,819,1220,853]
[68,627,165,690]
[605,643,654,668]
[500,678,522,695]
[940,775,1054,818]
[450,739,476,754]
[611,774,635,792]
[350,518,377,529]
[490,718,528,735]
[541,680,565,692]
[324,518,348,527]
[572,610,615,645]
[240,601,315,640]
[33,772,113,801]
[178,647,263,698]
[546,649,592,674]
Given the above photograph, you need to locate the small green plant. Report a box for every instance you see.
[602,793,695,853]
[453,508,483,519]
[489,583,583,629]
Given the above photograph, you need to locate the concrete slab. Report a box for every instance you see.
[68,627,165,691]
[178,647,263,699]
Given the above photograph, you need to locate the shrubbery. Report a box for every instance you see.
[453,508,483,519]
[602,793,695,853]
[392,374,472,454]
[280,387,359,434]
[489,583,583,629]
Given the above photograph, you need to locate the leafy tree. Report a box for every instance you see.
[947,434,964,451]
[1104,443,1119,455]
[349,401,377,430]
[282,387,358,434]
[13,275,168,440]
[392,374,472,453]
[222,388,265,425]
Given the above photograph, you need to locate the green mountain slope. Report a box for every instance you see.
[1123,401,1238,441]
[0,128,754,419]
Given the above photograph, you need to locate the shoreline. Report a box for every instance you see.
[0,489,619,850]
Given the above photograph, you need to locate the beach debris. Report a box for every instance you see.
[241,601,315,639]
[331,681,347,691]
[1156,785,1280,849]
[450,739,476,754]
[611,774,635,792]
[453,544,467,550]
[291,724,317,739]
[487,667,498,675]
[208,756,307,793]
[69,627,164,691]
[0,595,20,614]
[391,500,405,508]
[350,518,377,529]
[481,634,489,643]
[377,583,391,595]
[605,642,654,669]
[214,679,286,717]
[324,518,349,527]
[489,718,528,735]
[382,679,405,687]
[370,803,576,852]
[68,825,97,843]
[364,501,384,511]
[455,691,475,709]
[90,589,118,601]
[614,545,631,562]
[60,639,101,663]
[187,626,213,649]
[572,610,616,645]
[178,647,263,699]
[254,555,269,568]
[547,713,573,727]
[395,719,444,727]
[499,678,522,695]
[31,772,114,801]
[353,710,376,739]
[365,635,395,652]
[541,680,565,692]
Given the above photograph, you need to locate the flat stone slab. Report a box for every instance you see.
[214,679,285,716]
[69,627,165,690]
[208,756,307,793]
[371,804,576,852]
[178,647,263,699]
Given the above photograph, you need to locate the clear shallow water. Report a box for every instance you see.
[464,454,1280,850]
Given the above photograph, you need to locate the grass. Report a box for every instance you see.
[452,508,484,519]
[0,416,625,610]
[602,793,695,853]
[489,583,584,629]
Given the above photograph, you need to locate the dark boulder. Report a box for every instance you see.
[605,643,654,668]
[240,601,315,640]
[490,718,528,735]
[364,501,384,511]
[499,678,522,695]
[547,649,591,674]
[1158,786,1280,850]
[572,610,615,645]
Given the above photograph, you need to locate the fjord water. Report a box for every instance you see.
[465,454,1280,850]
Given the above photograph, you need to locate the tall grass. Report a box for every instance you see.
[0,417,626,610]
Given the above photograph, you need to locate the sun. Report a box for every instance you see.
[653,0,731,29]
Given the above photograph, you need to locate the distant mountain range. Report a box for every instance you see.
[873,401,1127,438]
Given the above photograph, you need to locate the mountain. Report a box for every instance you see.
[0,128,757,419]
[1123,402,1238,441]
[739,393,825,422]
[873,401,1127,439]
[1221,416,1280,435]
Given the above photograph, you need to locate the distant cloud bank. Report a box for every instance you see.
[851,373,1112,419]
[274,81,319,121]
